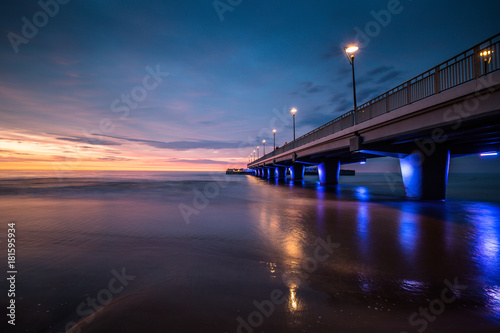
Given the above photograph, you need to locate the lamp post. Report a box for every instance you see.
[257,146,259,159]
[480,49,493,75]
[272,129,276,150]
[290,108,297,141]
[262,140,266,155]
[253,150,255,162]
[344,45,359,124]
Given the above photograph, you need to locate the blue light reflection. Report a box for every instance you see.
[398,209,420,261]
[354,186,370,201]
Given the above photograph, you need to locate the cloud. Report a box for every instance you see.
[0,149,33,156]
[307,85,328,94]
[332,99,353,113]
[168,158,232,165]
[357,87,381,103]
[98,157,133,161]
[321,44,348,60]
[364,66,404,86]
[376,70,403,84]
[99,134,253,151]
[297,105,343,128]
[56,137,122,146]
[291,81,330,96]
[367,66,394,76]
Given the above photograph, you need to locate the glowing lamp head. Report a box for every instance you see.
[290,108,297,116]
[262,140,266,144]
[480,50,492,57]
[345,45,359,54]
[272,129,277,134]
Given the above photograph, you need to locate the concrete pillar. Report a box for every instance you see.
[262,168,269,178]
[318,158,340,185]
[268,167,276,179]
[290,163,304,181]
[276,166,287,179]
[399,148,450,200]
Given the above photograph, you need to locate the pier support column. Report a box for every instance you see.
[276,166,287,179]
[290,163,304,181]
[318,158,340,185]
[399,148,450,200]
[268,167,276,179]
[262,168,268,178]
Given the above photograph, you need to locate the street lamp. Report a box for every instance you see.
[272,129,277,150]
[262,140,266,155]
[480,49,493,75]
[257,146,259,159]
[290,108,297,141]
[344,45,359,124]
[253,150,256,162]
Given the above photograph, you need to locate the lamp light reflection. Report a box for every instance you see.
[289,287,298,311]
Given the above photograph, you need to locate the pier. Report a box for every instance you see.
[248,34,500,200]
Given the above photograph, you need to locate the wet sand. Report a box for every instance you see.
[0,171,499,332]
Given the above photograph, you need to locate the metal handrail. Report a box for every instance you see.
[250,33,500,166]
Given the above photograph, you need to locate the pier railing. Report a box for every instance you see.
[250,33,499,165]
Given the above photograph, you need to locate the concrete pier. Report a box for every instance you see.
[261,168,268,178]
[399,148,450,200]
[318,158,340,185]
[290,163,304,181]
[267,167,276,179]
[276,166,287,179]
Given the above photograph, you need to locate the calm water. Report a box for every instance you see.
[0,170,499,333]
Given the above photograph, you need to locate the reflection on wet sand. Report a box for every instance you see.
[250,178,500,328]
[0,173,499,332]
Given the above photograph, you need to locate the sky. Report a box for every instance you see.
[0,0,499,171]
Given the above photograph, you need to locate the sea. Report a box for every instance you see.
[0,170,499,333]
